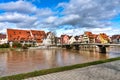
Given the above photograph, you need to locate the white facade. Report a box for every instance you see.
[43,32,56,46]
[0,38,7,44]
[78,35,83,42]
[82,34,89,43]
[69,36,76,44]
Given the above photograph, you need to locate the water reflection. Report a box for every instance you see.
[0,47,120,76]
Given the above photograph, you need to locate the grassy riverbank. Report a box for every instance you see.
[0,57,120,80]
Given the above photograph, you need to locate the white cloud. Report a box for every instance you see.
[36,8,54,17]
[0,12,37,28]
[0,0,37,14]
[0,0,120,36]
[57,0,120,28]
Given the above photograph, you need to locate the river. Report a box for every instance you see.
[0,47,120,76]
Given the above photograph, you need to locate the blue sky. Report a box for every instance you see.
[0,0,120,36]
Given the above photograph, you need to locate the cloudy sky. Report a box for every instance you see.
[0,0,120,36]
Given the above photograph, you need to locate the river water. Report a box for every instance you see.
[0,47,120,76]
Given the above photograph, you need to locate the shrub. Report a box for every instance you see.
[0,43,10,48]
[12,42,22,48]
[24,44,31,47]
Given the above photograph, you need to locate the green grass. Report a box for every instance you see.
[1,57,120,80]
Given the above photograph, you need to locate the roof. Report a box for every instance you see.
[7,29,46,43]
[99,33,109,40]
[7,29,32,42]
[111,35,120,40]
[30,30,46,43]
[84,31,94,38]
[61,34,69,38]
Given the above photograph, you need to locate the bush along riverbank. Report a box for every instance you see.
[0,42,33,49]
[0,57,120,80]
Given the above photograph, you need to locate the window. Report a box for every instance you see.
[14,32,16,35]
[10,35,12,37]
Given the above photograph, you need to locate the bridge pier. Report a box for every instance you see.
[98,45,106,53]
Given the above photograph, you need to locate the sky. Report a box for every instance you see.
[0,0,120,36]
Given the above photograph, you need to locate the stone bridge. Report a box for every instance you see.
[60,43,120,53]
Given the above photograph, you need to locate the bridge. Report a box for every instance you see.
[60,43,120,53]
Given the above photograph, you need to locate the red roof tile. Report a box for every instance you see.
[7,29,46,43]
[30,30,46,43]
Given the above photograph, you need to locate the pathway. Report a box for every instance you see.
[25,60,120,80]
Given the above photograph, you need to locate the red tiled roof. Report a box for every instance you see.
[7,29,32,42]
[84,31,94,38]
[7,29,46,43]
[30,30,46,43]
[99,33,109,40]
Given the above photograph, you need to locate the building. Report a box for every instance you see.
[43,32,56,46]
[69,36,76,44]
[97,33,110,44]
[111,35,120,43]
[7,29,46,46]
[30,30,46,45]
[78,35,83,43]
[60,34,69,44]
[0,33,7,44]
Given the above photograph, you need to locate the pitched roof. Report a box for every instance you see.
[111,35,120,40]
[30,30,46,43]
[84,31,94,38]
[7,29,46,43]
[99,33,109,40]
[7,29,32,42]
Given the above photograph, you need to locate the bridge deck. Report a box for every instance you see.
[60,43,120,46]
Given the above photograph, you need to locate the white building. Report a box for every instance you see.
[0,34,7,44]
[43,32,56,46]
[69,36,76,44]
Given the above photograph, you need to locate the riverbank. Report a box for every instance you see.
[25,60,120,80]
[0,57,120,80]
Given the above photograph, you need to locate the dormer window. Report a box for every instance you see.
[10,35,12,37]
[14,32,16,35]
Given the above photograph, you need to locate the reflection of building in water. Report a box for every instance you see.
[0,53,7,75]
[44,49,58,67]
[6,50,46,76]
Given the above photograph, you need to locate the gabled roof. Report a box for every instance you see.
[99,33,109,40]
[7,29,46,43]
[7,29,32,42]
[30,30,46,43]
[61,34,69,38]
[111,35,120,40]
[84,31,94,38]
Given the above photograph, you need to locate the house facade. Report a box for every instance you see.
[60,34,69,44]
[0,33,7,44]
[43,32,56,46]
[69,36,76,44]
[111,35,120,43]
[77,35,83,43]
[30,30,46,45]
[7,29,46,46]
[97,33,110,44]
